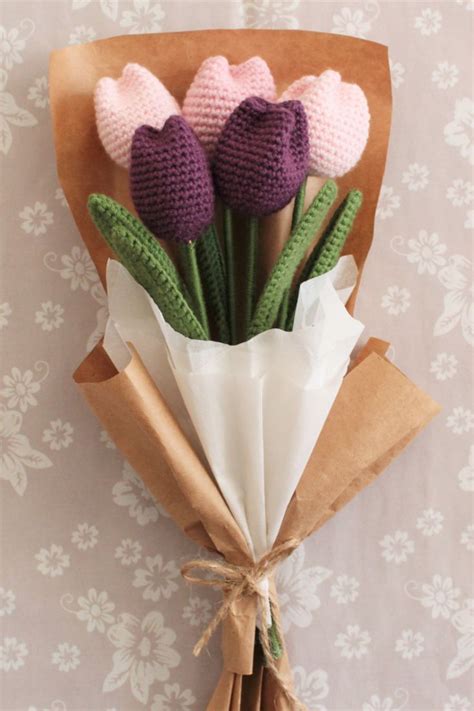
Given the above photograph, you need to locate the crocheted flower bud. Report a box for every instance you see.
[130,117,214,244]
[213,96,309,217]
[280,70,370,178]
[182,55,276,156]
[95,63,180,169]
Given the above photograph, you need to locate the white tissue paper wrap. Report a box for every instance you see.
[104,256,364,563]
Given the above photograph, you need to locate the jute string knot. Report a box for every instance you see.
[181,537,306,710]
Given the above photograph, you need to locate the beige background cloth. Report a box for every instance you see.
[0,1,472,710]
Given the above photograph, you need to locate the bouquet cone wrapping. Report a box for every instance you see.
[50,30,440,709]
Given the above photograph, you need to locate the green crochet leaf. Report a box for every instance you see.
[286,189,363,330]
[196,225,230,343]
[87,193,184,293]
[248,180,338,339]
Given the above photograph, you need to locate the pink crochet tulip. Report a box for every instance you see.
[182,55,276,156]
[280,70,370,177]
[94,63,180,169]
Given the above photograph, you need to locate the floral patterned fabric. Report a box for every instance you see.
[0,1,472,710]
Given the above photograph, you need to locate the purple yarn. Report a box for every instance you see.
[130,117,214,243]
[213,96,309,217]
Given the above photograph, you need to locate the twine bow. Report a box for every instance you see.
[181,537,306,710]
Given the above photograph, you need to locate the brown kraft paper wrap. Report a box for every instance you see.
[50,31,440,710]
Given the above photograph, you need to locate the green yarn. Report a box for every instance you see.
[286,189,363,330]
[248,180,338,339]
[196,225,230,343]
[223,207,237,345]
[245,216,259,337]
[267,613,283,660]
[178,242,210,338]
[291,179,307,231]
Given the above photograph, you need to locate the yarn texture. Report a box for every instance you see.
[182,55,276,156]
[213,96,309,217]
[95,63,179,169]
[130,117,215,244]
[280,70,370,178]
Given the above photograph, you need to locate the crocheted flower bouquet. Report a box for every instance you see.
[49,30,439,711]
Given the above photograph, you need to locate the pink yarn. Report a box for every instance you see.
[280,70,370,178]
[94,63,180,169]
[182,55,276,156]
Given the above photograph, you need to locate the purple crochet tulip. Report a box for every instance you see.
[130,117,214,243]
[213,96,309,217]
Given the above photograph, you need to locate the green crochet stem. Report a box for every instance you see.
[223,206,237,344]
[178,242,210,338]
[245,216,259,337]
[106,224,207,340]
[248,180,338,339]
[286,188,363,331]
[196,224,230,343]
[267,612,283,660]
[277,179,307,330]
[87,193,186,294]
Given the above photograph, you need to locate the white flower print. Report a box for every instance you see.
[120,0,165,33]
[335,624,371,660]
[275,544,332,633]
[0,68,37,155]
[407,230,446,275]
[435,255,474,344]
[447,179,474,206]
[72,0,119,20]
[151,683,196,711]
[71,522,98,550]
[0,637,28,671]
[0,302,12,329]
[54,187,68,208]
[103,611,180,704]
[444,98,474,165]
[292,666,329,710]
[100,429,116,449]
[362,690,410,711]
[87,281,108,352]
[35,302,64,332]
[376,185,400,219]
[458,445,474,491]
[444,695,472,711]
[465,209,474,229]
[0,405,52,496]
[447,406,474,435]
[182,596,212,627]
[332,6,374,38]
[0,588,15,616]
[243,0,300,29]
[414,7,442,35]
[447,599,474,679]
[133,555,180,602]
[389,59,405,89]
[35,544,70,577]
[0,364,48,412]
[112,461,164,526]
[68,25,97,45]
[416,508,444,536]
[42,419,73,450]
[395,629,424,660]
[27,701,67,711]
[51,642,80,672]
[411,575,461,619]
[77,589,115,633]
[115,538,142,566]
[401,163,429,191]
[330,574,359,604]
[381,286,411,316]
[460,523,474,551]
[44,246,98,292]
[19,201,53,236]
[27,76,49,108]
[432,62,459,90]
[379,530,414,564]
[0,19,35,70]
[430,352,458,381]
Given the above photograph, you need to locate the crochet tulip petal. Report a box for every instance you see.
[182,55,277,156]
[281,70,370,177]
[130,117,215,243]
[94,63,180,169]
[213,96,309,217]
